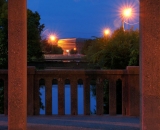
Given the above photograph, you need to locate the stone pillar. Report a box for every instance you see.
[109,77,116,115]
[45,78,52,115]
[84,78,90,115]
[96,78,103,115]
[58,78,65,115]
[140,1,160,129]
[8,0,27,129]
[71,79,77,115]
[34,78,40,115]
[27,67,35,115]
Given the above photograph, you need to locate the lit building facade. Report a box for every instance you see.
[58,38,86,55]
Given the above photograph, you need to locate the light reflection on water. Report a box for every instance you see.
[40,85,96,115]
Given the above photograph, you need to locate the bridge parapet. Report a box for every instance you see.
[0,66,139,116]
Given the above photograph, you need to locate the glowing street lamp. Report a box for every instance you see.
[121,7,133,30]
[49,35,56,41]
[104,29,111,36]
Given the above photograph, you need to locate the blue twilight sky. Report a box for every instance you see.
[27,0,139,39]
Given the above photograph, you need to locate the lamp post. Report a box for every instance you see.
[121,7,132,31]
[48,35,57,53]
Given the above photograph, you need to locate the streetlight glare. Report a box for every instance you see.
[49,35,56,41]
[104,29,110,35]
[123,8,132,18]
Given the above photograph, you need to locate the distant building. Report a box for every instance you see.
[58,38,86,55]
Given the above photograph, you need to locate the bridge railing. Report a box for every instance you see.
[0,66,139,116]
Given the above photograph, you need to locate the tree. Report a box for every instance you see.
[27,9,44,61]
[41,39,63,54]
[84,27,139,69]
[70,48,77,54]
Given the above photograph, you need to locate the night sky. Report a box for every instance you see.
[27,0,139,39]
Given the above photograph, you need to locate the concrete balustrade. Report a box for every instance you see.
[0,66,139,116]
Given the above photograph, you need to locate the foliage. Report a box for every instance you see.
[41,39,63,54]
[70,48,77,54]
[83,27,139,69]
[27,9,44,61]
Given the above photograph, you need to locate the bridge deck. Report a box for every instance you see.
[0,115,140,130]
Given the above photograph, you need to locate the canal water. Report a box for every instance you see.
[40,85,96,115]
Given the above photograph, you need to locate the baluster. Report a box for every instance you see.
[34,78,40,115]
[58,78,65,115]
[84,78,90,115]
[109,77,116,115]
[96,78,103,115]
[71,79,77,115]
[45,78,52,115]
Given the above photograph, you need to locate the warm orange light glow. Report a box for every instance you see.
[104,29,110,35]
[49,35,56,41]
[73,48,76,51]
[66,50,69,53]
[123,8,132,18]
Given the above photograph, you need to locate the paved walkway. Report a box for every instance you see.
[0,115,140,130]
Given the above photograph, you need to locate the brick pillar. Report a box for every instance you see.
[27,67,35,115]
[71,79,77,115]
[140,1,160,129]
[84,78,90,115]
[109,77,116,115]
[34,78,40,115]
[4,77,8,115]
[58,78,65,115]
[45,78,52,115]
[8,0,27,129]
[96,78,103,115]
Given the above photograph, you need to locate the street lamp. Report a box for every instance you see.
[48,34,58,54]
[103,28,111,37]
[121,7,132,30]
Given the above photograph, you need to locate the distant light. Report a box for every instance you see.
[73,48,76,51]
[66,50,69,53]
[49,35,56,41]
[104,29,110,35]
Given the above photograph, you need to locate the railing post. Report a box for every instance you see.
[84,78,90,115]
[71,79,77,115]
[109,77,116,115]
[45,78,52,115]
[96,78,103,115]
[58,78,65,115]
[122,76,128,116]
[34,78,40,115]
[127,66,139,116]
[27,67,35,115]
